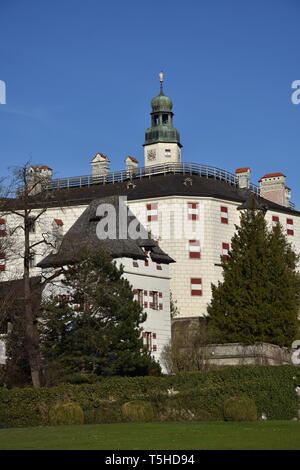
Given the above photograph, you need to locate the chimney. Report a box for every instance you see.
[259,172,289,207]
[235,167,250,189]
[285,185,292,205]
[27,165,53,195]
[91,153,110,178]
[125,156,139,173]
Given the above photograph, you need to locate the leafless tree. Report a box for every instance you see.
[161,320,213,373]
[0,163,64,387]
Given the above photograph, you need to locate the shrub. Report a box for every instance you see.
[223,395,257,421]
[194,409,215,421]
[84,402,122,424]
[121,401,155,422]
[48,402,84,426]
[158,402,197,421]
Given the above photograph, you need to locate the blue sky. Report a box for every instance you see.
[0,0,300,204]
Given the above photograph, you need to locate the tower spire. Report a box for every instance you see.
[159,71,164,95]
[143,74,182,167]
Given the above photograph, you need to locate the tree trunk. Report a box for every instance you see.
[23,210,44,387]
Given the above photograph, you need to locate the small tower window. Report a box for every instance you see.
[162,114,168,125]
[153,115,159,126]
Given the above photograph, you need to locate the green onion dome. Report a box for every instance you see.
[151,93,173,113]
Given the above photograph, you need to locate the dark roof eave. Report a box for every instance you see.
[3,173,299,216]
[37,252,148,269]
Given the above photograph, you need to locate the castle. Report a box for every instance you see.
[1,74,300,368]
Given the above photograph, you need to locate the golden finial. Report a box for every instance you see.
[159,71,164,95]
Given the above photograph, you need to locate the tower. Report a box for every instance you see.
[144,72,182,167]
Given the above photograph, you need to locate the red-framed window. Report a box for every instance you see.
[220,206,228,224]
[222,242,230,259]
[189,240,201,259]
[137,289,144,307]
[143,332,152,351]
[149,291,159,309]
[287,218,294,236]
[191,278,202,296]
[156,263,162,270]
[142,332,157,352]
[0,252,6,272]
[272,215,279,231]
[0,219,6,237]
[146,203,158,222]
[143,290,148,308]
[132,260,139,267]
[187,202,199,220]
[159,292,163,310]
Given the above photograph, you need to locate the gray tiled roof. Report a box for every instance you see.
[38,196,175,268]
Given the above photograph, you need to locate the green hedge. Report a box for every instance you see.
[0,366,299,427]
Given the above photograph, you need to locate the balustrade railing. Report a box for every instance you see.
[46,162,295,209]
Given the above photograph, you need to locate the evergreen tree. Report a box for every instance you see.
[207,208,300,347]
[41,248,161,380]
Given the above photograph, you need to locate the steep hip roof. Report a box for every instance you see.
[38,195,175,269]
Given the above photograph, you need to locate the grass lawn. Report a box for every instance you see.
[0,421,299,450]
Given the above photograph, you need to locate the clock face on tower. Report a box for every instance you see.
[147,149,156,161]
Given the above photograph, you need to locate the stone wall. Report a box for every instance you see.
[197,342,292,367]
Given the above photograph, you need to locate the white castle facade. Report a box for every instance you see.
[1,77,300,368]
